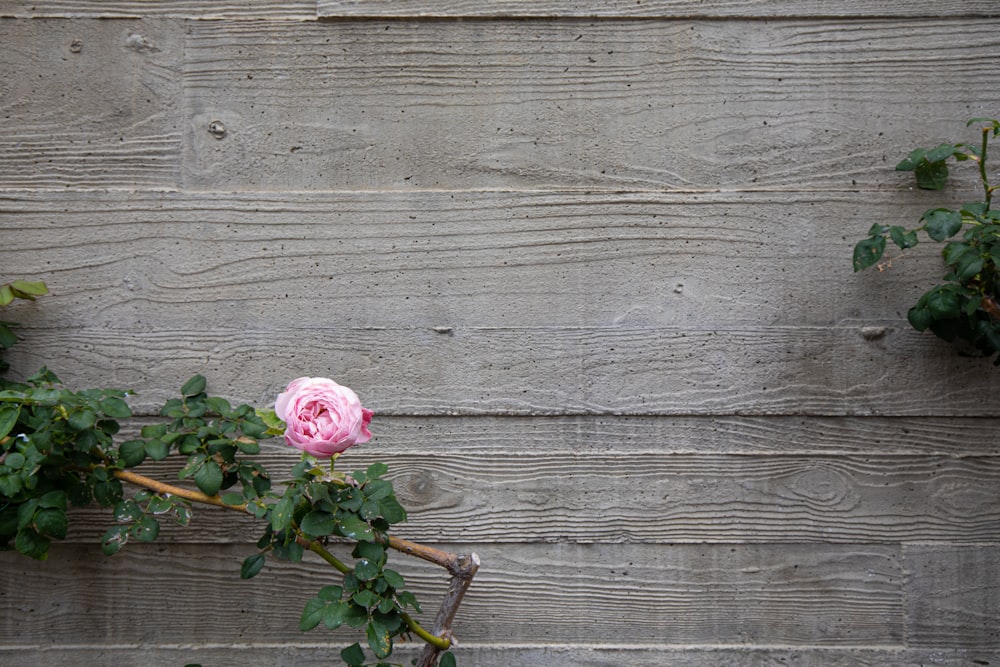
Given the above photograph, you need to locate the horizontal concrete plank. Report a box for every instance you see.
[0,19,183,188]
[4,324,998,417]
[55,450,1000,544]
[0,1,314,18]
[2,645,996,667]
[318,0,1000,18]
[904,544,1000,649]
[181,18,1000,191]
[0,543,903,645]
[0,189,966,331]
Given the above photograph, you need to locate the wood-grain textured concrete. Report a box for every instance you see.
[1,1,999,665]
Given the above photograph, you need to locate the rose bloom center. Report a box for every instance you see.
[301,401,341,435]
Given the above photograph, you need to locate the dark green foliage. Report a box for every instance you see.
[854,118,1000,362]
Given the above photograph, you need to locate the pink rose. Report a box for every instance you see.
[275,377,373,458]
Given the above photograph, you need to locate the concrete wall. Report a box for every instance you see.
[2,1,1000,665]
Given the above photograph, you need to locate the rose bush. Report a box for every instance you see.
[0,284,476,667]
[275,376,374,458]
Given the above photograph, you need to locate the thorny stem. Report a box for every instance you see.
[981,125,993,214]
[111,468,455,652]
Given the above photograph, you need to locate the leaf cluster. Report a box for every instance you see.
[247,460,416,662]
[0,367,132,559]
[853,118,1000,361]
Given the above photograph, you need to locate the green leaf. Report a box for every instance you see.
[34,508,68,539]
[147,495,174,514]
[205,396,232,415]
[181,375,207,397]
[0,474,22,497]
[141,423,168,439]
[38,490,67,510]
[221,491,244,506]
[353,589,379,608]
[360,499,382,521]
[67,409,96,431]
[914,158,950,190]
[381,568,405,590]
[9,280,47,298]
[323,600,350,630]
[355,558,381,581]
[270,497,295,532]
[299,510,336,538]
[853,236,886,272]
[4,452,25,471]
[338,512,375,542]
[923,208,963,241]
[397,590,420,612]
[299,597,327,632]
[439,652,458,667]
[925,143,959,163]
[101,525,129,555]
[0,404,20,440]
[0,285,14,307]
[256,408,286,435]
[364,479,394,502]
[119,440,147,468]
[340,643,366,667]
[377,497,407,525]
[888,226,919,250]
[133,515,160,542]
[240,552,266,579]
[0,323,17,349]
[366,618,393,659]
[145,439,170,461]
[15,527,50,559]
[366,462,389,479]
[955,253,985,281]
[193,460,223,496]
[354,540,385,564]
[93,479,123,506]
[926,287,963,320]
[114,499,142,522]
[236,438,260,455]
[314,585,342,603]
[178,452,207,480]
[896,148,926,171]
[99,396,131,419]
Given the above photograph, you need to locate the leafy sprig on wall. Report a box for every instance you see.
[853,118,1000,361]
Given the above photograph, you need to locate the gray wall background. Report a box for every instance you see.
[2,1,1000,665]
